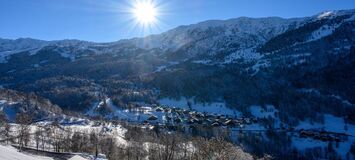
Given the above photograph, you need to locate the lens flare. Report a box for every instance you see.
[132,0,158,25]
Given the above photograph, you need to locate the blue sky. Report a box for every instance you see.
[0,0,354,42]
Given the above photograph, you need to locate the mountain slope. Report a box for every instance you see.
[0,9,354,125]
[0,89,62,121]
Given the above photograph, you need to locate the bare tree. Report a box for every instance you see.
[63,127,72,152]
[15,113,32,149]
[44,124,53,151]
[191,137,253,160]
[147,132,181,160]
[3,123,11,144]
[90,130,100,158]
[99,136,117,160]
[0,111,9,143]
[0,111,7,126]
[34,128,41,150]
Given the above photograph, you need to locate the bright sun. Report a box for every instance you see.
[132,0,158,25]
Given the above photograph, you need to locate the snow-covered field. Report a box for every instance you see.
[86,98,163,124]
[86,97,244,125]
[293,114,355,157]
[158,97,242,116]
[249,105,277,119]
[63,122,127,146]
[0,118,127,152]
[296,114,355,135]
[0,145,53,160]
[292,136,355,158]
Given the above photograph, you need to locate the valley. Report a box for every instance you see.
[0,9,354,160]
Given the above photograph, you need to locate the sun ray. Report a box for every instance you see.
[132,0,158,25]
[108,0,171,38]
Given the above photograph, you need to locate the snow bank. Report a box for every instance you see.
[68,155,88,160]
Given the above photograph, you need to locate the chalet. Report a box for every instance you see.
[148,115,158,121]
[155,107,163,112]
[244,118,252,125]
[224,119,235,126]
[212,122,220,127]
[143,120,149,125]
[164,108,171,112]
[174,117,182,123]
[183,109,190,114]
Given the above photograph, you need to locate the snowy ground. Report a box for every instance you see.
[158,97,242,116]
[86,98,163,124]
[223,48,263,64]
[154,62,179,72]
[86,97,243,126]
[292,136,355,158]
[63,122,127,146]
[296,114,355,135]
[249,105,277,119]
[0,145,53,160]
[293,114,355,157]
[1,118,127,151]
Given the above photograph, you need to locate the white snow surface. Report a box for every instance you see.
[130,17,303,53]
[293,113,355,158]
[0,38,94,63]
[292,135,355,158]
[0,51,14,63]
[158,97,242,116]
[1,9,353,64]
[307,24,340,42]
[192,59,212,65]
[296,114,355,135]
[315,9,355,20]
[68,155,88,160]
[249,105,277,119]
[249,59,271,76]
[154,62,179,72]
[0,145,53,160]
[223,48,263,64]
[330,95,353,106]
[317,11,334,19]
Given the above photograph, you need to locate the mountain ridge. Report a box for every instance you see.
[0,9,354,125]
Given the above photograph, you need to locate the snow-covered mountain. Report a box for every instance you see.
[0,38,96,62]
[129,17,302,52]
[0,17,302,63]
[0,9,354,160]
[1,9,353,63]
[0,9,354,121]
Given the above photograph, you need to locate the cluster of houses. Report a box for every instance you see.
[144,105,259,128]
[299,129,348,142]
[144,105,350,143]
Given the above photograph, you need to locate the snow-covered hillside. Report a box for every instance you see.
[0,90,62,122]
[0,145,53,160]
[0,38,95,63]
[0,9,353,65]
[131,17,303,51]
